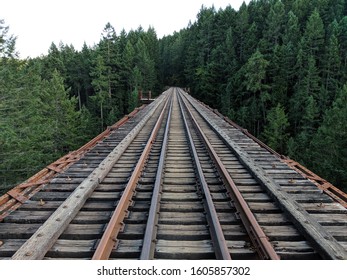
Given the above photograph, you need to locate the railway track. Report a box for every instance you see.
[0,88,346,260]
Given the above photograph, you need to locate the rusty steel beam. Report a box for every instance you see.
[178,91,231,260]
[92,96,171,260]
[140,95,173,259]
[0,105,145,221]
[178,90,280,260]
[283,159,347,208]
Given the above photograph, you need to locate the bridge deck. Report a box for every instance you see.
[0,88,346,260]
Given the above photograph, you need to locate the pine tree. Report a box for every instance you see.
[269,45,289,106]
[290,54,321,131]
[90,54,110,131]
[301,9,325,66]
[322,31,341,109]
[134,38,156,92]
[243,49,269,93]
[41,42,66,80]
[234,2,250,64]
[288,95,319,164]
[264,0,286,47]
[0,19,17,58]
[311,85,347,187]
[242,49,270,135]
[283,11,301,47]
[42,70,80,157]
[262,104,289,153]
[338,16,347,82]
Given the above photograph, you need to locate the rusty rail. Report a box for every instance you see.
[0,105,145,222]
[178,90,279,260]
[178,91,231,260]
[140,96,173,259]
[92,96,171,260]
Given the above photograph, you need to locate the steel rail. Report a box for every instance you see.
[177,90,231,260]
[140,93,173,259]
[92,94,172,260]
[178,90,280,260]
[180,89,347,260]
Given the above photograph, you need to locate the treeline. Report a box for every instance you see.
[159,0,347,190]
[0,21,159,191]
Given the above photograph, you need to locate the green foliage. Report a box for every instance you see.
[42,70,81,157]
[262,104,289,153]
[0,20,161,193]
[0,60,82,191]
[243,50,269,94]
[310,85,347,187]
[0,19,17,58]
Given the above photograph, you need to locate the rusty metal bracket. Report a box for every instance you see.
[6,189,28,204]
[47,165,63,173]
[283,159,347,208]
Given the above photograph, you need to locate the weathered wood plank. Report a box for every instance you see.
[322,226,347,241]
[47,240,96,258]
[155,239,214,259]
[261,225,302,241]
[158,212,206,225]
[160,202,204,212]
[0,239,26,257]
[161,193,199,201]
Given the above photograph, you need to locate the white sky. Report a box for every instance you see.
[1,0,249,58]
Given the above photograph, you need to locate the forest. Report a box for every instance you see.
[1,0,347,194]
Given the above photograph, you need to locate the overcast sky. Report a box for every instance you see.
[2,0,249,58]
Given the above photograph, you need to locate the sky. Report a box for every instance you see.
[1,0,249,58]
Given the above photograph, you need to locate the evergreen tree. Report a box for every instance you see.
[262,104,289,153]
[338,16,347,70]
[134,37,156,92]
[79,42,94,105]
[0,19,17,58]
[288,95,319,164]
[234,2,250,64]
[301,9,325,66]
[290,54,321,131]
[311,85,347,187]
[41,42,66,80]
[283,11,301,47]
[241,49,270,135]
[264,0,286,48]
[42,70,80,157]
[322,31,341,109]
[90,54,110,131]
